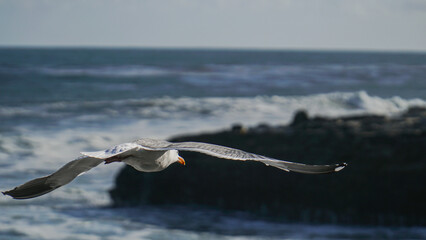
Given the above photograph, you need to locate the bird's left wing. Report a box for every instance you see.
[3,143,140,199]
[136,139,346,174]
[80,142,141,159]
[2,157,104,199]
[3,142,142,199]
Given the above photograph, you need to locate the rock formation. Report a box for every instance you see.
[110,107,426,226]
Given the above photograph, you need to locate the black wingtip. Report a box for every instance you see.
[2,176,57,199]
[335,163,347,172]
[2,188,18,199]
[3,189,12,195]
[2,189,15,198]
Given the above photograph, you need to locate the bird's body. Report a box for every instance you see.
[3,138,346,200]
[118,149,178,172]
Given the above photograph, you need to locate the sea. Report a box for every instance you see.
[0,48,425,240]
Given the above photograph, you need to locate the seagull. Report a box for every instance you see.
[3,138,346,199]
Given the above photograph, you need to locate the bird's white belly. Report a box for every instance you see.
[123,150,168,172]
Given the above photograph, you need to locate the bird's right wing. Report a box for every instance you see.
[136,139,347,174]
[2,157,104,199]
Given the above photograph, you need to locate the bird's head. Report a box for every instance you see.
[169,150,185,167]
[177,155,185,166]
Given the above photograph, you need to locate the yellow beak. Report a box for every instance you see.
[178,156,186,166]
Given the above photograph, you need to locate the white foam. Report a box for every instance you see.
[1,91,425,122]
[343,91,426,113]
[0,91,424,211]
[38,65,173,78]
[1,91,425,173]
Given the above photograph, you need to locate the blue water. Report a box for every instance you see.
[0,48,426,239]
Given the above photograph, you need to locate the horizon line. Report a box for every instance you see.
[0,45,425,54]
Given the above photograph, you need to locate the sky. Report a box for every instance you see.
[0,0,425,52]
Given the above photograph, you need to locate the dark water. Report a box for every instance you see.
[1,48,425,131]
[1,48,425,103]
[0,48,425,240]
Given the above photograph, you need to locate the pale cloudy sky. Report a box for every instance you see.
[0,0,425,51]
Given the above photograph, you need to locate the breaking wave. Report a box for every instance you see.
[1,91,425,125]
[2,50,426,240]
[0,91,424,176]
[1,91,425,240]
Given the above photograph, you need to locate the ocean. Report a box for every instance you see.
[0,48,425,239]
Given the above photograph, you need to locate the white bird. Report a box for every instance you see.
[3,138,346,199]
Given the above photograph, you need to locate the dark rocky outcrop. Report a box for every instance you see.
[110,107,426,226]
